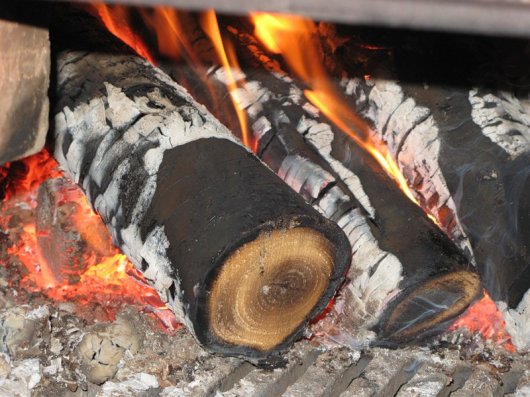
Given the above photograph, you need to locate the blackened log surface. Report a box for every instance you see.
[329,29,530,350]
[164,21,480,346]
[145,138,350,358]
[0,5,50,165]
[51,11,350,359]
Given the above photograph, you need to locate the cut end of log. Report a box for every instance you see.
[378,271,481,343]
[209,227,335,352]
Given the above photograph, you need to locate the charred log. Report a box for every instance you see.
[327,29,530,349]
[50,10,351,360]
[157,17,482,345]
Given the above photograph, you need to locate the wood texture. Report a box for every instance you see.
[157,17,481,346]
[51,10,351,360]
[0,5,50,166]
[326,28,530,350]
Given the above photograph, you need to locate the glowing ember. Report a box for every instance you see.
[449,290,515,352]
[0,150,179,330]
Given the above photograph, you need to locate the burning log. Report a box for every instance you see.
[326,30,530,349]
[36,177,115,284]
[50,10,351,360]
[149,14,482,345]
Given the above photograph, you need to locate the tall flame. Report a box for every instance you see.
[0,150,178,330]
[251,13,419,205]
[201,10,252,149]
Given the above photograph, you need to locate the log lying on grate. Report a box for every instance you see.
[156,16,482,345]
[50,11,351,360]
[324,29,530,349]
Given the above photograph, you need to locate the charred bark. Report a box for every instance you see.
[326,29,530,349]
[159,18,481,346]
[50,10,351,360]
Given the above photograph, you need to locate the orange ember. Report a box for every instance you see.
[0,150,179,330]
[449,290,515,352]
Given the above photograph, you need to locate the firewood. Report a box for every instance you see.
[325,29,530,349]
[50,9,351,360]
[0,4,50,166]
[157,17,481,345]
[36,177,121,285]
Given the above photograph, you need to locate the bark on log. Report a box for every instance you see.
[326,29,530,349]
[0,5,50,166]
[50,10,351,360]
[157,18,481,346]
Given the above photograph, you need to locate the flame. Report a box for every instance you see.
[251,13,421,207]
[0,150,179,330]
[449,290,515,352]
[201,10,252,149]
[93,3,155,64]
[93,5,254,150]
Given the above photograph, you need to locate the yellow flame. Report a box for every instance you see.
[201,11,252,149]
[252,13,422,208]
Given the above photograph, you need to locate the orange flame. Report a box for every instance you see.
[93,3,155,64]
[201,10,252,149]
[450,290,515,352]
[251,13,420,207]
[1,150,179,330]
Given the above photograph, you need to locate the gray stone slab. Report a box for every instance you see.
[0,6,49,165]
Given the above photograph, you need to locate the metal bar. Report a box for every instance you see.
[55,0,530,38]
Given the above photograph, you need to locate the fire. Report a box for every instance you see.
[93,4,155,64]
[92,5,255,150]
[251,13,420,207]
[449,290,515,352]
[201,10,253,149]
[0,150,179,330]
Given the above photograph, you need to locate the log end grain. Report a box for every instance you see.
[209,226,335,352]
[377,270,481,343]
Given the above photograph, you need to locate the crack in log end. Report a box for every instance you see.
[377,271,481,344]
[208,227,334,352]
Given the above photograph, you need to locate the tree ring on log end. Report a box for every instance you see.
[208,227,334,352]
[379,270,481,343]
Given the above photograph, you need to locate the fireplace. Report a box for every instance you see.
[0,1,529,395]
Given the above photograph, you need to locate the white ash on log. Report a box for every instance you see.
[0,4,50,166]
[157,18,481,346]
[50,10,351,361]
[326,29,530,350]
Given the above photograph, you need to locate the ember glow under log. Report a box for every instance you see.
[51,13,351,359]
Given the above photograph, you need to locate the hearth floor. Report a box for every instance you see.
[1,300,529,397]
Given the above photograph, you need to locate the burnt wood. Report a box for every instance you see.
[50,9,351,361]
[325,29,530,349]
[155,16,482,346]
